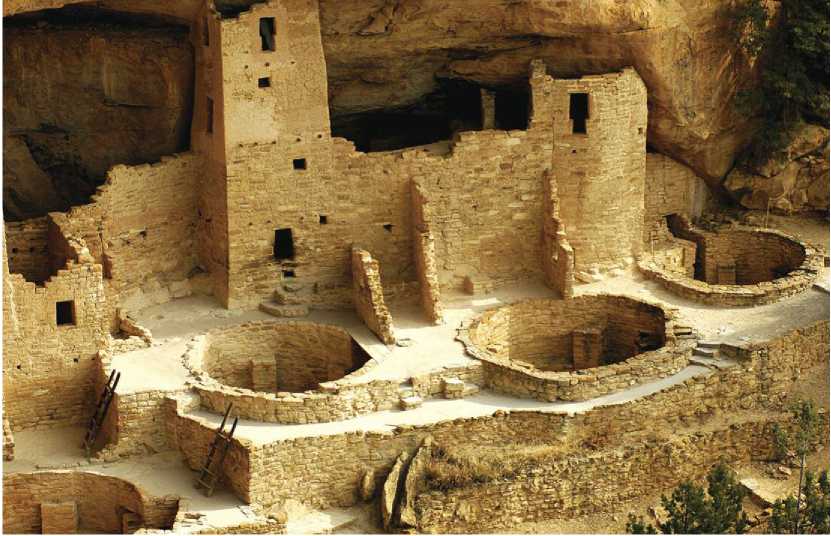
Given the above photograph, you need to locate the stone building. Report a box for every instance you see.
[2,0,826,533]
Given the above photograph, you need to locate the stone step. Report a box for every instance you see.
[461,383,480,397]
[442,378,480,399]
[399,395,423,410]
[690,355,735,370]
[693,346,719,358]
[273,288,306,305]
[697,340,721,349]
[259,301,309,318]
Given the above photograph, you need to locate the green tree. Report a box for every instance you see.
[625,463,749,534]
[626,514,657,534]
[769,470,830,534]
[767,400,824,533]
[731,0,830,167]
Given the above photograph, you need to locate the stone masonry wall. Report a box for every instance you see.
[550,67,647,278]
[185,326,482,424]
[199,321,362,393]
[5,217,50,283]
[51,152,202,314]
[644,153,709,244]
[234,319,826,510]
[698,228,806,285]
[100,154,201,310]
[410,182,443,323]
[351,247,395,344]
[3,471,178,533]
[217,16,582,308]
[640,225,821,306]
[465,296,667,367]
[3,260,107,430]
[414,420,778,532]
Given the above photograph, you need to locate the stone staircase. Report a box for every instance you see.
[259,286,309,318]
[690,340,735,369]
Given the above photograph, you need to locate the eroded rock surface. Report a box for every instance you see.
[3,9,193,220]
[724,124,830,213]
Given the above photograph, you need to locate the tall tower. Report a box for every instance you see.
[550,69,648,280]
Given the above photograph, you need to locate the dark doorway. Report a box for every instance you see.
[569,93,589,134]
[259,17,275,51]
[274,228,294,260]
[494,87,530,130]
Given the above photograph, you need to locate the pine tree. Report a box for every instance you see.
[625,463,748,534]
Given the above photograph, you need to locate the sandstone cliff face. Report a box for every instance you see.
[0,0,781,217]
[724,124,830,213]
[319,0,754,184]
[3,11,193,220]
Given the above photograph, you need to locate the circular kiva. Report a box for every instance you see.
[639,226,821,306]
[457,295,692,402]
[184,321,407,424]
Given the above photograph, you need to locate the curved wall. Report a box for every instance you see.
[458,295,689,402]
[3,471,178,533]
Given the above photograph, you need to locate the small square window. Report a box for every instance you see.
[282,269,296,278]
[293,158,307,170]
[56,300,76,326]
[383,224,394,233]
[319,215,328,224]
[258,77,271,88]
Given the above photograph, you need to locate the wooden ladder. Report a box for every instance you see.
[83,369,121,457]
[195,404,238,497]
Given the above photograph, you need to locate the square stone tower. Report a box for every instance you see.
[549,69,648,280]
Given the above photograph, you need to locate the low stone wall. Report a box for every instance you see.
[186,322,483,424]
[458,295,691,401]
[414,420,778,533]
[236,318,827,510]
[351,247,395,344]
[3,471,179,533]
[640,226,822,306]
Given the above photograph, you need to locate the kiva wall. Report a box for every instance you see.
[3,471,178,533]
[197,319,826,510]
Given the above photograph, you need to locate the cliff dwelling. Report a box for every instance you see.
[2,0,829,534]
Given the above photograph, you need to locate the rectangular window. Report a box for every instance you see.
[206,97,214,134]
[258,76,271,88]
[274,228,294,260]
[202,17,210,46]
[293,158,307,170]
[260,17,276,51]
[569,93,589,134]
[56,300,76,326]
